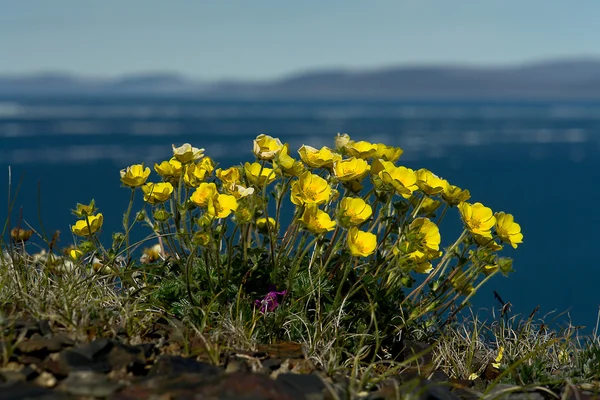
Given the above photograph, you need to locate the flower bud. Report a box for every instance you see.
[153,209,171,222]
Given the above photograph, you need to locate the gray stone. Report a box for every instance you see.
[58,370,123,397]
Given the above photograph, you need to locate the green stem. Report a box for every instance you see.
[333,257,357,309]
[122,188,136,258]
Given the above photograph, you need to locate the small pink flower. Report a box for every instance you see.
[255,288,287,314]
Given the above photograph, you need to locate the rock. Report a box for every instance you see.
[58,338,114,373]
[487,383,546,400]
[0,381,66,400]
[257,341,306,359]
[429,370,451,383]
[33,371,57,388]
[276,373,327,400]
[17,337,63,355]
[12,319,42,338]
[58,370,123,397]
[148,354,222,377]
[0,363,38,382]
[369,378,461,400]
[107,342,147,373]
[115,371,298,400]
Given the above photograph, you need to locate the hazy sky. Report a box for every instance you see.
[2,0,599,80]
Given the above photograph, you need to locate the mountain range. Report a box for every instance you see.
[3,58,600,99]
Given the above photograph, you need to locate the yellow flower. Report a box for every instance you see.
[154,158,183,179]
[332,157,370,182]
[410,217,441,254]
[345,140,378,159]
[198,156,216,175]
[207,193,238,219]
[337,197,372,227]
[473,234,503,252]
[370,158,396,175]
[290,171,332,206]
[492,346,504,368]
[374,143,403,162]
[190,182,218,207]
[298,145,341,169]
[347,227,377,257]
[441,180,471,206]
[253,134,284,160]
[69,248,84,260]
[120,164,151,187]
[300,204,336,234]
[412,197,442,214]
[494,212,523,249]
[408,252,434,274]
[274,145,305,177]
[379,165,418,198]
[142,182,174,204]
[416,169,446,195]
[73,200,96,217]
[140,244,163,264]
[244,162,277,187]
[334,133,351,150]
[458,202,496,239]
[72,213,103,236]
[172,143,205,163]
[216,166,242,187]
[183,158,215,187]
[256,217,276,234]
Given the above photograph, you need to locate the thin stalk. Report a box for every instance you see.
[122,188,136,259]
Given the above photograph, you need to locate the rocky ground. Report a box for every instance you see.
[0,317,598,400]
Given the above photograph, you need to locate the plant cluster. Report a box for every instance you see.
[62,134,523,355]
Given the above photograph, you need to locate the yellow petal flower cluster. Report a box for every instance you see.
[142,182,174,205]
[393,217,441,273]
[458,202,496,238]
[374,143,403,162]
[332,157,370,182]
[244,162,277,187]
[172,143,205,164]
[290,172,332,206]
[120,164,151,187]
[347,227,377,257]
[378,164,418,198]
[190,182,238,219]
[154,158,183,180]
[256,217,276,234]
[441,181,471,205]
[274,145,305,177]
[72,213,104,236]
[190,182,218,207]
[298,145,341,169]
[300,205,336,234]
[345,140,378,159]
[183,157,216,187]
[207,194,238,219]
[416,169,445,195]
[494,212,523,249]
[253,134,284,160]
[410,217,441,255]
[337,197,372,228]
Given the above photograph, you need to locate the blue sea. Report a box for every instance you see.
[1,97,599,330]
